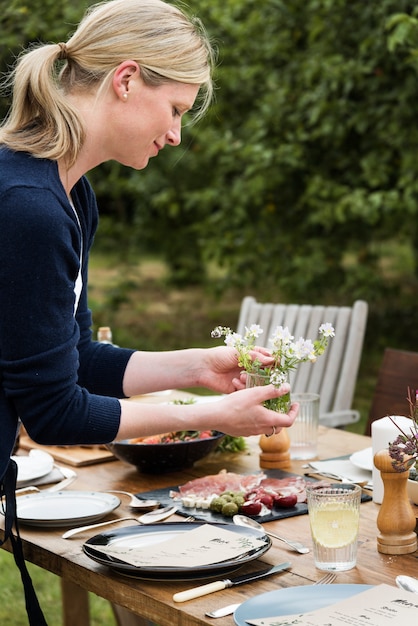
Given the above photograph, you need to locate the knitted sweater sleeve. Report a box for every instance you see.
[0,170,134,445]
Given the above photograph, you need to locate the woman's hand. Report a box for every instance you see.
[197,346,275,393]
[119,381,298,440]
[208,383,299,437]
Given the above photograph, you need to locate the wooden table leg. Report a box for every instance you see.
[61,579,90,626]
[112,604,156,626]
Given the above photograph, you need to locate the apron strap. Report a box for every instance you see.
[0,459,48,625]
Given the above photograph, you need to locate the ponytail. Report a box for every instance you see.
[0,0,215,165]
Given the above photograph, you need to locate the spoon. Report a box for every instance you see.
[232,514,310,554]
[104,491,160,511]
[396,575,418,594]
[62,504,178,539]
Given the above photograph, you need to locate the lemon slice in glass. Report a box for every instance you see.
[311,505,359,549]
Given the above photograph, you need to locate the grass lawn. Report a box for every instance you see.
[1,253,381,623]
[0,550,116,625]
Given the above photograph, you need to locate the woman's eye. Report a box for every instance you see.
[173,107,181,117]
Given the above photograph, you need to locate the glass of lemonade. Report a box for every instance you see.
[306,484,361,571]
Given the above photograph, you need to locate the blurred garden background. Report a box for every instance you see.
[2,0,418,622]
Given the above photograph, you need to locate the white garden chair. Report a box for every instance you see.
[236,296,368,428]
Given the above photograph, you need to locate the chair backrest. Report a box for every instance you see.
[365,347,418,435]
[237,296,368,427]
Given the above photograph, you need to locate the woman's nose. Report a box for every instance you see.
[166,120,181,146]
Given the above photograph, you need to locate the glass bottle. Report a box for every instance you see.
[97,326,113,344]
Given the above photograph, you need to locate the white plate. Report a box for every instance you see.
[13,491,120,527]
[12,450,54,486]
[234,584,372,625]
[349,447,373,472]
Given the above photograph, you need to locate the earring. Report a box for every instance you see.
[122,93,128,101]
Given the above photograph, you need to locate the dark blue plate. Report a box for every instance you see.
[83,520,271,581]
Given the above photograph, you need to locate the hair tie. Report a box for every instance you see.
[57,42,68,60]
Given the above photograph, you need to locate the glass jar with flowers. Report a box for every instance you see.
[211,321,335,469]
[211,322,335,414]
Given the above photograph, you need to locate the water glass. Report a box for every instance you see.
[288,393,320,460]
[306,483,361,571]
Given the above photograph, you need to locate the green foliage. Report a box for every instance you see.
[183,0,418,304]
[3,0,418,319]
[0,550,116,625]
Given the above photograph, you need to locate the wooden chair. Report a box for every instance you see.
[365,347,418,435]
[236,296,368,428]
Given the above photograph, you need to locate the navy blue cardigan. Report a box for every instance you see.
[0,148,137,623]
[0,148,135,483]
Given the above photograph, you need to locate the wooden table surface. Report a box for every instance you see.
[2,410,418,626]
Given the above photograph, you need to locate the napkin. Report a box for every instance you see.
[91,524,267,569]
[306,459,372,488]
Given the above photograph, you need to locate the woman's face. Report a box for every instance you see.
[108,72,200,170]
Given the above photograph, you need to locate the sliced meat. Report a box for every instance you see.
[173,470,266,499]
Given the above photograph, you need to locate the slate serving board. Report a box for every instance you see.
[135,469,371,525]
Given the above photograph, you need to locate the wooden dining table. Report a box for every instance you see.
[2,398,418,626]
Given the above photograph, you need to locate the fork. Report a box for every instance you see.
[313,572,337,585]
[205,571,336,617]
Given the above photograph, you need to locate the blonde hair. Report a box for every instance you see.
[0,0,215,166]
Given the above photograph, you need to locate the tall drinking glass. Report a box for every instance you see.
[306,483,361,571]
[288,393,319,460]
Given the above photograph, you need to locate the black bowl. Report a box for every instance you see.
[107,432,225,474]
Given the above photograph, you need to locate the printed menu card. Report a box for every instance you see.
[91,524,266,568]
[245,584,418,625]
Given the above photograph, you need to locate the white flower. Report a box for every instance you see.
[270,325,294,350]
[224,332,244,348]
[293,337,316,361]
[245,324,263,339]
[211,320,334,389]
[319,323,335,338]
[269,369,288,386]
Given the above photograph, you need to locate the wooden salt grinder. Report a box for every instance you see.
[374,449,417,554]
[259,428,291,469]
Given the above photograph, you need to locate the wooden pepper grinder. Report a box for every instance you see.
[374,449,417,554]
[259,427,291,469]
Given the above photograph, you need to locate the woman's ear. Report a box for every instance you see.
[112,60,140,102]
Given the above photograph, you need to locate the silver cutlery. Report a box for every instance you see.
[233,514,310,554]
[205,571,336,617]
[61,504,178,538]
[396,575,418,594]
[104,491,160,511]
[304,471,373,490]
[313,572,337,585]
[174,561,291,603]
[206,603,242,619]
[15,486,41,496]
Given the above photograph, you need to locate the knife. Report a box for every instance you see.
[172,561,291,602]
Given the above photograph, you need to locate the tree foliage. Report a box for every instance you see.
[186,0,418,306]
[3,0,418,319]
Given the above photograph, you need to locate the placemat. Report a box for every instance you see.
[136,470,372,524]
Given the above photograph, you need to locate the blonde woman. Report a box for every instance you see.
[0,1,297,623]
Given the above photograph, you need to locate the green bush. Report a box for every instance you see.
[3,0,418,325]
